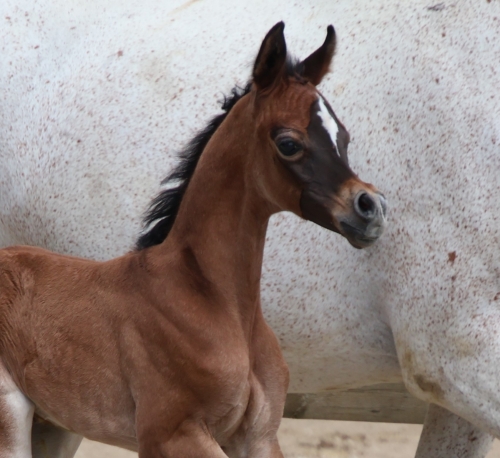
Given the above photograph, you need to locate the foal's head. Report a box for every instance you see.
[137,22,386,250]
[244,22,387,248]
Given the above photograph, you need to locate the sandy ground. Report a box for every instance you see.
[75,419,500,457]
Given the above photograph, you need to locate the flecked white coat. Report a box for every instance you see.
[0,1,499,457]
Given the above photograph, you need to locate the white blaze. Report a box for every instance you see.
[317,97,339,152]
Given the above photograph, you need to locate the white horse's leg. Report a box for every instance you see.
[32,417,83,458]
[416,404,493,458]
[395,305,500,441]
[0,362,34,457]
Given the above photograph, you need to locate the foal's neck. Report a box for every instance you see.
[158,97,272,322]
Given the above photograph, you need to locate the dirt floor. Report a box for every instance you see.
[75,419,500,457]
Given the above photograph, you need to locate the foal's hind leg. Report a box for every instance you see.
[415,404,493,458]
[32,417,83,458]
[0,362,34,457]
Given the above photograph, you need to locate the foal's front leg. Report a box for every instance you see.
[235,320,288,458]
[32,417,83,458]
[137,418,228,458]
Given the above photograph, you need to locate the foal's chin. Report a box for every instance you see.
[339,219,386,249]
[345,234,381,249]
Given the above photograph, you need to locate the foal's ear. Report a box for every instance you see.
[300,25,336,86]
[253,22,287,90]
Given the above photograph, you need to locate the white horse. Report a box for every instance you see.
[0,0,498,457]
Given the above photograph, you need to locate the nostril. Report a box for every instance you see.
[356,192,376,218]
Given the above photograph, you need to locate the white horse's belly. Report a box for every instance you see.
[263,213,401,392]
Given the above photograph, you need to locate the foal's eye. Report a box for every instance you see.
[277,139,302,157]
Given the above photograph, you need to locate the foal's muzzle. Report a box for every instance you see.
[339,191,387,248]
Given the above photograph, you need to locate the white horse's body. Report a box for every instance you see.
[0,0,499,456]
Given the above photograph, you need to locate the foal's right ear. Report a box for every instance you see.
[253,22,287,91]
[300,25,336,86]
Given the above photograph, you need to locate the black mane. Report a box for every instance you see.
[135,83,252,250]
[135,59,305,251]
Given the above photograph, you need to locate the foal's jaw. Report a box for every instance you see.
[299,177,387,249]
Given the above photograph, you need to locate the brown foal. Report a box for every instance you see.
[0,23,386,457]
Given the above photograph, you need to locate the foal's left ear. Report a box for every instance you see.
[253,22,287,90]
[300,25,336,86]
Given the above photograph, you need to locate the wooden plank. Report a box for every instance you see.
[284,383,428,424]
